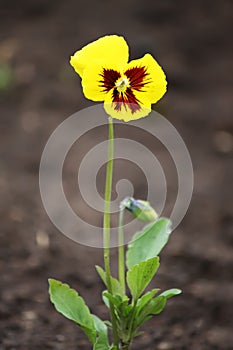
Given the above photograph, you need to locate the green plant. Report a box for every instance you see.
[49,207,181,350]
[48,138,181,349]
[48,35,182,350]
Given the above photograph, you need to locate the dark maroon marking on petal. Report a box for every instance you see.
[124,66,151,91]
[111,87,141,114]
[112,88,123,112]
[99,69,121,92]
[125,88,142,113]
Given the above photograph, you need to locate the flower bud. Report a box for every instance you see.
[121,197,158,222]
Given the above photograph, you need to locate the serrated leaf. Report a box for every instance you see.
[126,257,160,301]
[96,265,124,296]
[126,218,171,269]
[48,279,96,344]
[160,288,182,299]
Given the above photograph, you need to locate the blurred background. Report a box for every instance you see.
[0,0,232,349]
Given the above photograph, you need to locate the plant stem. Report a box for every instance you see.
[103,117,119,348]
[127,300,138,344]
[118,207,126,294]
[103,117,114,292]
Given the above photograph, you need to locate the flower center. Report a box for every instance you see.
[115,76,130,92]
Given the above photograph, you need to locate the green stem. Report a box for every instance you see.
[118,207,126,294]
[127,300,138,344]
[103,117,119,348]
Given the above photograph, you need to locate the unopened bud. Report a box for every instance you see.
[120,197,158,222]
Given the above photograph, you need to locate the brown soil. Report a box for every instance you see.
[0,1,232,349]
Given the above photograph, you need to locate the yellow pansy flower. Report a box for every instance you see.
[70,35,167,122]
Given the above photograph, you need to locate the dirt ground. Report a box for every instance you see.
[0,1,233,349]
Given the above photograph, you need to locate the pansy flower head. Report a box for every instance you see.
[70,35,167,122]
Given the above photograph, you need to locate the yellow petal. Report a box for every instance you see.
[70,35,129,78]
[104,90,152,122]
[125,53,167,104]
[82,61,122,102]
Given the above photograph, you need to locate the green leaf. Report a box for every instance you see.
[120,300,133,318]
[92,315,110,350]
[126,218,171,269]
[135,295,167,329]
[160,288,182,299]
[102,291,123,308]
[136,288,160,316]
[126,257,160,301]
[96,265,124,296]
[92,314,108,339]
[148,295,167,314]
[132,288,181,332]
[94,336,111,350]
[102,291,110,309]
[48,279,96,344]
[102,291,132,322]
